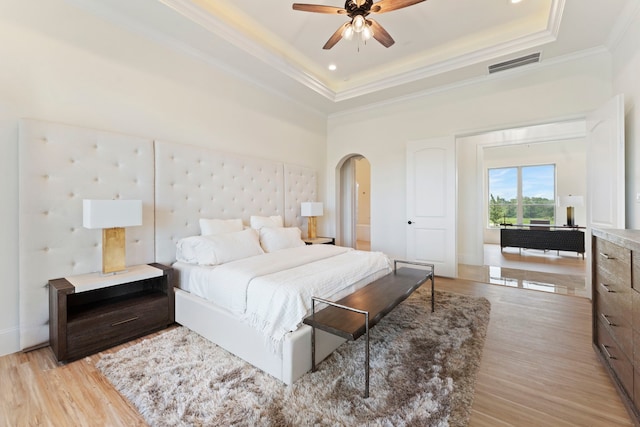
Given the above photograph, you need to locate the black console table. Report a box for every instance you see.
[500,224,585,258]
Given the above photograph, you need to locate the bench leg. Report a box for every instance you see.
[311,298,316,372]
[311,325,316,372]
[365,312,369,399]
[431,273,435,313]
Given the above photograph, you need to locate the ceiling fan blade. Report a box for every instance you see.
[368,19,395,47]
[292,4,347,14]
[323,22,349,49]
[370,0,426,14]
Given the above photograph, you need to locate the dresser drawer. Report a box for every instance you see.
[632,253,640,333]
[596,294,633,360]
[595,276,632,324]
[594,238,632,322]
[597,318,634,397]
[66,295,168,359]
[594,237,631,282]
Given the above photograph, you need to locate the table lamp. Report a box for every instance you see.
[83,199,143,274]
[558,195,583,227]
[301,202,323,239]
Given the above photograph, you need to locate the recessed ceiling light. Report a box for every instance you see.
[510,0,523,3]
[328,64,337,71]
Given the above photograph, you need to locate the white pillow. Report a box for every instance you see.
[259,227,306,253]
[250,215,284,230]
[176,229,264,265]
[199,218,243,236]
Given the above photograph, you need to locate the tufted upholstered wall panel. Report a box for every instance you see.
[18,120,319,351]
[18,119,155,350]
[284,164,318,236]
[154,141,318,265]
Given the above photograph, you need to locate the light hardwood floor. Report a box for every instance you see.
[443,278,631,426]
[1,278,632,426]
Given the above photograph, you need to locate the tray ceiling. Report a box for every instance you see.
[66,0,635,113]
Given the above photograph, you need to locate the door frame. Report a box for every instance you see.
[456,120,587,266]
[337,154,366,248]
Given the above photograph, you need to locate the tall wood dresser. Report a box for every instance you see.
[592,228,640,424]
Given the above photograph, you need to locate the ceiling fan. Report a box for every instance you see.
[292,0,426,50]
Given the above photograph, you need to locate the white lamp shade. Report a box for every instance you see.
[301,202,323,217]
[83,199,143,229]
[557,195,584,207]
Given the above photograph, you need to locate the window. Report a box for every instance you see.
[488,164,556,227]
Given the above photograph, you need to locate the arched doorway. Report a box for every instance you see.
[337,154,370,250]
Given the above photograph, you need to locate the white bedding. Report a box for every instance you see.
[173,245,392,351]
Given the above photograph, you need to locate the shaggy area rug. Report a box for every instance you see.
[97,288,490,427]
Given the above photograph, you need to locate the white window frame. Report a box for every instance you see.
[488,164,556,227]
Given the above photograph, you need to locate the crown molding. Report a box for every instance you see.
[606,0,640,50]
[334,0,565,101]
[64,0,332,113]
[547,0,566,37]
[158,0,566,103]
[328,46,610,119]
[158,0,336,101]
[333,28,558,102]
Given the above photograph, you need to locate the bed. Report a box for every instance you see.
[170,219,392,384]
[150,140,395,384]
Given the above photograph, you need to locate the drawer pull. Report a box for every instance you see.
[111,316,140,327]
[601,344,616,360]
[600,283,614,293]
[601,313,614,326]
[599,252,615,260]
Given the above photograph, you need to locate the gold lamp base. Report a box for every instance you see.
[307,216,318,239]
[102,227,126,274]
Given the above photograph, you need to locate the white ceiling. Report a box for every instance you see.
[67,0,635,114]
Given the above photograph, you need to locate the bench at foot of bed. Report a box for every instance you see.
[303,260,435,398]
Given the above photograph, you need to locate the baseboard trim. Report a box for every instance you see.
[457,253,483,266]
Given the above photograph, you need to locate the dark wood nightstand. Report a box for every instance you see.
[49,263,173,362]
[303,237,335,245]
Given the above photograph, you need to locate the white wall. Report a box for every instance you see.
[613,5,640,228]
[327,53,613,261]
[0,0,326,356]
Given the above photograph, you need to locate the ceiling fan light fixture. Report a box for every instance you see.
[292,0,421,49]
[342,23,354,40]
[352,15,366,33]
[362,24,373,41]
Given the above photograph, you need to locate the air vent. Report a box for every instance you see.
[488,52,541,74]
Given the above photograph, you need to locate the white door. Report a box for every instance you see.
[586,94,625,299]
[406,137,456,277]
[587,94,625,230]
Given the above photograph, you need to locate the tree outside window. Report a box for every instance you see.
[488,164,555,227]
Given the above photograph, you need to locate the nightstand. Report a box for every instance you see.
[303,237,335,245]
[49,263,173,362]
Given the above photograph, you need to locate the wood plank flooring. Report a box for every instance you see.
[1,278,633,426]
[442,278,632,426]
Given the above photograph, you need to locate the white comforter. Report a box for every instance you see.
[179,245,392,350]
